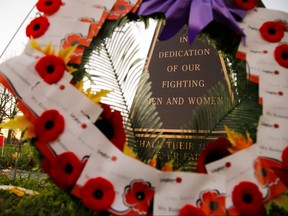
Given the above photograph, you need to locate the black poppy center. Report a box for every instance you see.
[93,189,103,199]
[33,24,41,31]
[242,0,248,3]
[209,201,219,211]
[64,163,73,174]
[281,51,288,60]
[243,193,253,204]
[45,1,53,6]
[136,191,145,201]
[46,65,55,74]
[45,120,54,130]
[268,28,276,35]
[71,40,79,46]
[261,168,267,177]
[95,118,114,139]
[118,5,126,10]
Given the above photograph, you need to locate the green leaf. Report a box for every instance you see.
[165,55,262,171]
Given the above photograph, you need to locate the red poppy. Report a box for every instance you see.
[51,152,84,189]
[35,54,66,84]
[107,0,134,20]
[197,190,226,215]
[123,180,155,215]
[195,137,232,173]
[35,109,65,143]
[61,33,87,49]
[36,0,62,15]
[26,16,50,38]
[254,157,288,201]
[80,177,116,212]
[94,104,126,151]
[226,206,241,216]
[41,152,83,189]
[260,21,286,43]
[61,34,86,64]
[178,204,206,216]
[272,166,288,186]
[233,0,258,10]
[232,181,265,215]
[282,146,288,169]
[253,156,280,187]
[274,44,288,69]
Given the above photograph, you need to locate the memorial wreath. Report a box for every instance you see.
[0,0,288,215]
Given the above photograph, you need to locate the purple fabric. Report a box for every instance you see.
[138,0,246,44]
[213,0,246,38]
[158,0,191,41]
[189,0,213,43]
[137,0,176,15]
[222,0,246,21]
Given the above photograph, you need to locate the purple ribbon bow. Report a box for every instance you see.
[138,0,246,43]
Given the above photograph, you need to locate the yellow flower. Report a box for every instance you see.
[12,152,20,159]
[0,186,39,196]
[225,126,253,153]
[0,115,35,140]
[161,160,174,171]
[149,155,157,168]
[123,145,138,159]
[75,81,110,104]
[30,38,77,72]
[9,187,25,197]
[30,38,55,55]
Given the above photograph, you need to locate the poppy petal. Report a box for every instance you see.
[26,16,50,38]
[282,146,288,169]
[232,181,265,215]
[259,21,285,43]
[35,109,65,142]
[36,0,62,15]
[80,177,116,212]
[179,204,206,216]
[198,191,226,215]
[274,44,288,69]
[196,137,232,173]
[124,180,155,214]
[95,104,126,151]
[50,152,83,189]
[35,54,66,84]
[233,0,258,10]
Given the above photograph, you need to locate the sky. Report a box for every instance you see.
[0,0,287,62]
[262,0,288,11]
[0,0,36,61]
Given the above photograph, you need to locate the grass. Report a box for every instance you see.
[0,174,108,216]
[0,144,107,216]
[0,143,39,171]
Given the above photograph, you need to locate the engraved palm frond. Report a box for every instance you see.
[81,18,163,163]
[172,55,262,171]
